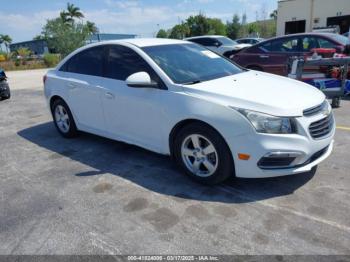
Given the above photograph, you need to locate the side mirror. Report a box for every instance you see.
[126,72,157,88]
[214,42,222,47]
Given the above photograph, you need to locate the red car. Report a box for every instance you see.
[232,33,350,76]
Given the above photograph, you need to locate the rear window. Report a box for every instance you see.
[326,34,350,45]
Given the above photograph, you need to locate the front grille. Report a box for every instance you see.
[303,101,327,117]
[309,114,334,139]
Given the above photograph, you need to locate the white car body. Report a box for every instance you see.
[184,35,251,56]
[44,38,335,179]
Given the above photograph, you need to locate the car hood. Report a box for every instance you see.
[181,70,325,117]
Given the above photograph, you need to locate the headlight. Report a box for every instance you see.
[235,108,296,134]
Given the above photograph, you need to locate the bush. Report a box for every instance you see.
[0,60,47,71]
[0,55,6,62]
[43,53,60,67]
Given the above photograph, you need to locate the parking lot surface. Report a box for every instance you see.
[1,69,350,255]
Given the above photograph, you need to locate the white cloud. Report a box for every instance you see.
[0,0,277,42]
[0,10,59,42]
[105,0,139,9]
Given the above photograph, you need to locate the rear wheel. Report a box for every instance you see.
[51,99,78,138]
[174,123,234,185]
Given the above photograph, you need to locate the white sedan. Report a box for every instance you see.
[184,35,251,57]
[44,38,335,184]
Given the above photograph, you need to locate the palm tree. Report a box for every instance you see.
[66,3,84,21]
[60,11,73,24]
[0,35,3,52]
[86,21,99,35]
[1,35,12,53]
[270,10,277,21]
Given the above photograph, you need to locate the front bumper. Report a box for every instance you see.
[226,112,335,178]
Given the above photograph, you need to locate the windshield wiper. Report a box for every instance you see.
[182,80,202,85]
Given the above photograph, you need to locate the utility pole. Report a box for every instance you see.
[309,0,315,31]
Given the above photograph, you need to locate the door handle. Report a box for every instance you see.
[105,92,115,99]
[259,55,269,58]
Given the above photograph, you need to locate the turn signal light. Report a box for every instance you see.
[238,153,250,160]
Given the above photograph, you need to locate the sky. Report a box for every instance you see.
[0,0,277,43]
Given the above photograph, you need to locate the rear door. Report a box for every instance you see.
[60,45,106,132]
[254,36,303,75]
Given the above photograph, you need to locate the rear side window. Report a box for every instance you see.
[105,45,165,88]
[189,38,216,46]
[260,37,300,52]
[60,46,104,76]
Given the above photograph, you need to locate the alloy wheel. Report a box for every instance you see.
[54,105,70,133]
[181,134,219,177]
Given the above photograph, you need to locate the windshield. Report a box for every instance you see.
[142,44,242,84]
[327,33,350,45]
[217,37,238,46]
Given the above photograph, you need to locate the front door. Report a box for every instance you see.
[258,36,303,75]
[101,45,167,150]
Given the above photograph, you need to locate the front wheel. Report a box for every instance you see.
[173,123,234,185]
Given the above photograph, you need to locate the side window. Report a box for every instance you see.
[61,46,104,76]
[196,38,215,46]
[188,39,201,44]
[205,38,218,46]
[301,37,319,52]
[105,45,165,88]
[190,38,217,46]
[260,37,300,52]
[317,37,337,48]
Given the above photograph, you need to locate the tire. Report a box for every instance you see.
[3,92,10,100]
[331,97,340,108]
[173,122,234,185]
[51,98,78,138]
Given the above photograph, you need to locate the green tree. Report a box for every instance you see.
[270,10,277,21]
[247,22,259,35]
[156,29,168,38]
[169,23,190,39]
[207,18,226,35]
[42,17,90,57]
[0,34,12,53]
[16,47,31,57]
[66,2,84,20]
[86,21,99,34]
[33,34,46,40]
[226,14,241,39]
[186,13,210,36]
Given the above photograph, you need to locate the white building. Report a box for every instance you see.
[277,0,350,36]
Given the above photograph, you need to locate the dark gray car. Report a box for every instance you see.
[0,69,10,100]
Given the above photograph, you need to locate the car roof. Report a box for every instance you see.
[268,32,339,40]
[87,38,188,48]
[237,37,263,40]
[184,35,226,40]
